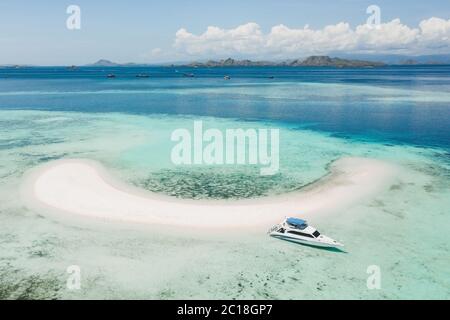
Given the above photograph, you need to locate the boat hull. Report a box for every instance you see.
[270,232,343,248]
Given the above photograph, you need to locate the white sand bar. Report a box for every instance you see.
[22,158,398,228]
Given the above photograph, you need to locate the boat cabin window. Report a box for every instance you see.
[287,231,314,238]
[287,222,308,230]
[313,231,321,238]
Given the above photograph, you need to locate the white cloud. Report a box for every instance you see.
[175,23,264,55]
[174,17,450,57]
[355,19,419,50]
[266,22,357,55]
[418,17,450,48]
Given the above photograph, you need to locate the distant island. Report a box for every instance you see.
[185,56,385,68]
[86,59,151,67]
[2,54,450,68]
[78,54,450,68]
[87,59,121,67]
[86,56,384,68]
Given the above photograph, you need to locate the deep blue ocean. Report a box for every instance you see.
[0,65,449,149]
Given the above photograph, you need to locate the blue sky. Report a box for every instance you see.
[0,0,449,65]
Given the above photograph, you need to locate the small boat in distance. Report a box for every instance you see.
[182,72,195,78]
[106,74,116,78]
[224,75,231,80]
[268,217,344,248]
[136,73,150,78]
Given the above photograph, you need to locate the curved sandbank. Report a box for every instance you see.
[22,157,398,228]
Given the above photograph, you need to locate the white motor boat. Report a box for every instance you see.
[268,217,344,248]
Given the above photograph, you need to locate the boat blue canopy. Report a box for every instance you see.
[286,217,307,227]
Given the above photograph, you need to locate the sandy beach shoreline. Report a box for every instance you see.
[21,157,399,229]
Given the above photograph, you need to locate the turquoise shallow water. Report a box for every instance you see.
[0,66,449,299]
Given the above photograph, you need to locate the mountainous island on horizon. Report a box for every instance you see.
[5,54,450,68]
[184,56,385,68]
[87,56,385,68]
[85,54,450,68]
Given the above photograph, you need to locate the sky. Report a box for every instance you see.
[0,0,449,65]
